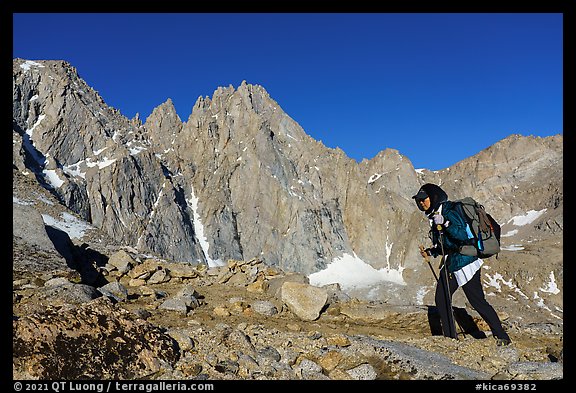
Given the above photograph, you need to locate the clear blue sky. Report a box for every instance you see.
[13,13,563,170]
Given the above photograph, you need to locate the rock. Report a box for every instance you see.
[158,298,189,315]
[98,281,129,302]
[267,273,309,299]
[346,363,378,380]
[281,282,328,321]
[351,336,490,380]
[166,329,195,352]
[237,354,260,378]
[44,277,70,287]
[13,202,58,253]
[250,300,278,316]
[13,297,179,379]
[147,268,170,284]
[326,334,351,347]
[36,281,101,307]
[12,202,73,278]
[505,361,563,380]
[246,278,268,293]
[212,306,231,317]
[317,350,343,372]
[224,329,256,355]
[296,358,323,374]
[128,259,160,280]
[107,250,136,275]
[165,263,198,279]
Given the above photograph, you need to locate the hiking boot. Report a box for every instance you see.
[495,337,511,346]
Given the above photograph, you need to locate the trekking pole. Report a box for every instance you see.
[421,242,467,339]
[419,245,438,281]
[436,226,464,340]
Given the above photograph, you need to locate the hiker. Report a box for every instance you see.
[412,183,511,346]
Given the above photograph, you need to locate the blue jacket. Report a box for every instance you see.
[428,201,477,273]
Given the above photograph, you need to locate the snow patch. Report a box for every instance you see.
[86,156,117,170]
[368,173,383,184]
[501,244,525,251]
[20,60,45,71]
[188,187,225,267]
[42,169,65,188]
[308,252,406,292]
[540,271,561,295]
[41,212,93,240]
[13,196,34,206]
[93,147,108,155]
[415,287,430,305]
[507,209,547,226]
[26,114,46,139]
[483,272,529,300]
[501,229,518,238]
[128,145,147,156]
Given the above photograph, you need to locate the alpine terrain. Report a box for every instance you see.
[13,59,563,381]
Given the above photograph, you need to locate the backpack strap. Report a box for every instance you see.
[475,203,492,234]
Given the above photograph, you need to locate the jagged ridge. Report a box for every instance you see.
[13,58,562,313]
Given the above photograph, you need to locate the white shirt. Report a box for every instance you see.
[453,258,483,286]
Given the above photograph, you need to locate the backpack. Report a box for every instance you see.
[453,197,501,259]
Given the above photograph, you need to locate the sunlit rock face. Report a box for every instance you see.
[13,59,562,311]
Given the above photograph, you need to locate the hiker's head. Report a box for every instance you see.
[415,196,431,212]
[412,183,448,214]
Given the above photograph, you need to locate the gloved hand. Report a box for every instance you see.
[433,213,450,228]
[420,247,432,258]
[420,245,439,259]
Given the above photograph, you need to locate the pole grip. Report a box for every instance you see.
[419,245,430,262]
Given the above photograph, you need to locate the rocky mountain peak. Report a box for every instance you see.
[13,58,562,320]
[144,98,183,155]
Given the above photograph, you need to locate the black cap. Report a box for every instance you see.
[412,189,428,200]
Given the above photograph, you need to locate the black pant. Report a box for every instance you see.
[435,266,510,340]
